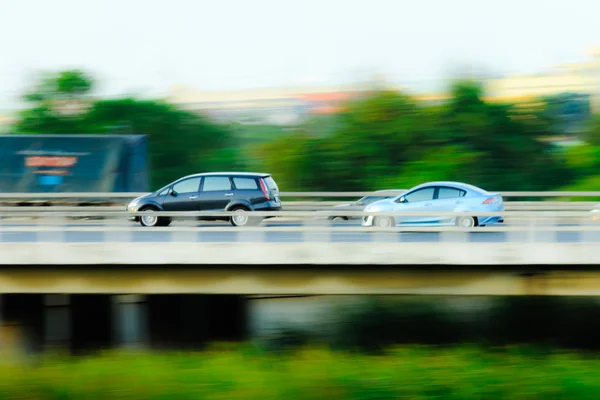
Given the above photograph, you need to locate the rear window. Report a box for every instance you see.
[263,176,279,191]
[438,187,466,199]
[233,177,259,190]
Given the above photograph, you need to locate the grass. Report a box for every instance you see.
[1,346,600,399]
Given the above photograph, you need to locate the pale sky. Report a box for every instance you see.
[0,0,598,110]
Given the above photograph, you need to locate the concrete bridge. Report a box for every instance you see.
[2,209,600,355]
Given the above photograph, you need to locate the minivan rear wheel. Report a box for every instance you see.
[230,208,260,227]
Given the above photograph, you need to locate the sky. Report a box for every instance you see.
[0,0,598,110]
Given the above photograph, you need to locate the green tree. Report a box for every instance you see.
[86,98,236,186]
[257,81,570,192]
[14,70,236,188]
[586,114,600,146]
[16,69,94,134]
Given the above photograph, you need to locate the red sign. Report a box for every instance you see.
[25,156,78,168]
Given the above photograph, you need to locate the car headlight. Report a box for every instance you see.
[128,198,140,209]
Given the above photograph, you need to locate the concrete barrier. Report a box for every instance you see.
[2,242,600,266]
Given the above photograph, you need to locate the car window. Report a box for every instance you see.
[157,187,169,196]
[403,187,435,203]
[203,176,232,191]
[264,176,278,191]
[437,187,466,199]
[172,177,201,194]
[233,177,258,190]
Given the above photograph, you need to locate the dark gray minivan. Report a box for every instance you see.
[127,172,281,227]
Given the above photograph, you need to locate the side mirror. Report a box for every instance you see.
[356,201,363,206]
[398,196,407,203]
[169,187,177,197]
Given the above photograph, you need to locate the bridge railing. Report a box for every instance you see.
[1,191,600,199]
[0,191,598,212]
[0,202,596,212]
[0,210,599,244]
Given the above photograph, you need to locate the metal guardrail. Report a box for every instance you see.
[0,211,598,245]
[1,191,600,199]
[0,203,595,212]
[0,210,595,218]
[1,210,600,271]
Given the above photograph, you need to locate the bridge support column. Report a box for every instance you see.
[112,295,148,349]
[70,294,112,354]
[147,295,247,349]
[1,294,44,355]
[147,295,210,349]
[44,295,70,350]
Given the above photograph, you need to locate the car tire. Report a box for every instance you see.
[157,218,172,227]
[230,207,259,227]
[139,207,160,227]
[456,216,476,228]
[331,216,346,222]
[374,216,395,229]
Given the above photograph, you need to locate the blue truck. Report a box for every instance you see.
[0,134,149,193]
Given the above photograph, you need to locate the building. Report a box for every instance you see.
[484,47,600,112]
[0,113,15,133]
[166,81,405,125]
[166,48,600,125]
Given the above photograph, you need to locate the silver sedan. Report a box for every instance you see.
[362,181,504,228]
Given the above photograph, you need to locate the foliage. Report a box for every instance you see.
[15,71,236,187]
[265,296,600,353]
[256,81,573,192]
[12,70,600,192]
[84,99,236,186]
[2,347,600,399]
[587,114,600,147]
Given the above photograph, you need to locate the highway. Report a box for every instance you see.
[1,219,599,243]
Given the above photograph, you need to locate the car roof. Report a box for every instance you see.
[177,172,271,180]
[409,181,488,194]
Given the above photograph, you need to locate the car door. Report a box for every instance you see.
[231,176,263,205]
[434,186,467,224]
[197,176,234,211]
[162,176,202,212]
[394,187,436,224]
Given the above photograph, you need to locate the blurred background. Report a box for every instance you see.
[0,0,599,195]
[1,0,600,398]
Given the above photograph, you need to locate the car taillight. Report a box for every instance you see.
[259,178,270,200]
[483,198,498,205]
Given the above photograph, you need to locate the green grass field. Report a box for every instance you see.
[1,346,600,399]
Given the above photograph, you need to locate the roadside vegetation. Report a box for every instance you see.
[12,69,600,192]
[2,346,600,399]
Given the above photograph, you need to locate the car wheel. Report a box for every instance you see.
[157,218,172,227]
[332,216,346,222]
[374,216,395,228]
[140,208,160,227]
[456,216,476,228]
[230,208,259,227]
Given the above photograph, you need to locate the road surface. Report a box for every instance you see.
[0,220,598,243]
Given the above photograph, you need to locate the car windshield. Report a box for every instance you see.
[155,185,170,195]
[359,196,389,205]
